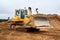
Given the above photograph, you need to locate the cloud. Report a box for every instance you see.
[0,0,60,19]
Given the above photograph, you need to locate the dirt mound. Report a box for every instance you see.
[56,15,60,21]
[0,14,60,40]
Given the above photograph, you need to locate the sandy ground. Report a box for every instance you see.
[0,18,60,40]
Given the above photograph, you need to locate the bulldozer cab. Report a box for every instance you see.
[16,9,27,19]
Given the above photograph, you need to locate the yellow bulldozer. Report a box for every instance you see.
[9,7,51,31]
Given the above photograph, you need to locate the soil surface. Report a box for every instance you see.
[0,15,60,40]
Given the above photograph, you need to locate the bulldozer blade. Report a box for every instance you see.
[34,17,51,27]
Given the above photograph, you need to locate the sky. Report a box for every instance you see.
[0,0,60,19]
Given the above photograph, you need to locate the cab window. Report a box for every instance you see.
[16,10,19,16]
